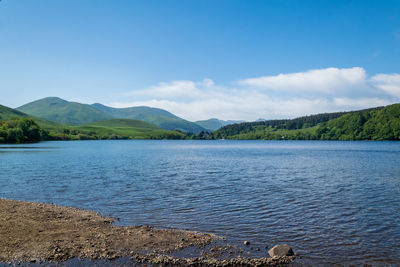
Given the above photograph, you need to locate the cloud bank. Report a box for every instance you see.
[111,67,400,121]
[239,67,368,94]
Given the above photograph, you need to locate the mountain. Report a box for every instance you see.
[212,104,400,140]
[91,103,206,134]
[195,118,244,132]
[17,97,113,125]
[16,97,206,133]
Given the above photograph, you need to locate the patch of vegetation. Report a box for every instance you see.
[0,118,48,143]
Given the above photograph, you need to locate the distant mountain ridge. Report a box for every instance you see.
[17,97,112,125]
[195,118,245,131]
[91,103,206,133]
[17,97,207,133]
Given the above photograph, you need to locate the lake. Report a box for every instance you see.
[1,140,400,266]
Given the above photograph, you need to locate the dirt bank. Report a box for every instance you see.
[0,198,294,266]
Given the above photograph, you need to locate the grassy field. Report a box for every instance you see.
[70,119,186,139]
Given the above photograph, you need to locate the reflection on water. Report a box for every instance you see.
[1,140,400,266]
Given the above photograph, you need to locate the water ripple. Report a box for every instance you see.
[1,140,400,265]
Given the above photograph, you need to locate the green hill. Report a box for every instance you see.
[212,104,400,141]
[317,104,400,140]
[91,103,206,134]
[0,104,30,121]
[17,97,113,125]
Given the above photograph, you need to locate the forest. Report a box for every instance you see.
[213,104,400,141]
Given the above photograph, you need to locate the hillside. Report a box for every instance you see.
[318,104,400,140]
[212,104,400,141]
[0,104,30,121]
[84,118,160,129]
[44,118,186,141]
[68,119,186,140]
[17,97,113,125]
[195,118,244,131]
[91,103,206,134]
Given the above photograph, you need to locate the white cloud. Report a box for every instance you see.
[127,79,219,100]
[238,67,367,94]
[111,67,399,121]
[370,73,400,98]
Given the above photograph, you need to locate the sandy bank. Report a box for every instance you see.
[0,199,294,266]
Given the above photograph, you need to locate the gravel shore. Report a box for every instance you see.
[0,198,294,266]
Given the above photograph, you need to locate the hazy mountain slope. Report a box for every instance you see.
[195,118,244,131]
[92,103,206,134]
[17,97,113,125]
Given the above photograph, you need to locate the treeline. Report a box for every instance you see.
[0,118,48,143]
[212,104,400,141]
[214,107,384,139]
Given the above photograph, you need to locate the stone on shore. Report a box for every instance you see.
[268,244,294,258]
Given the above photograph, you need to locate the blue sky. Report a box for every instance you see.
[1,0,400,120]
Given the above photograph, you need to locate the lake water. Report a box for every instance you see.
[1,140,400,266]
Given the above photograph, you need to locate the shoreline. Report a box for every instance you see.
[0,198,294,266]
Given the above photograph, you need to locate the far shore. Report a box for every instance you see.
[0,198,294,266]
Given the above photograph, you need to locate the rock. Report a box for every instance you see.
[268,244,294,257]
[243,241,250,245]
